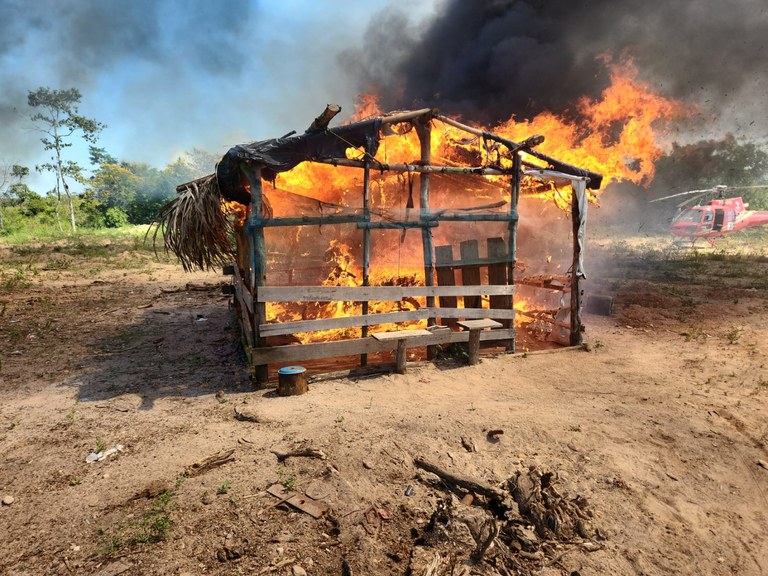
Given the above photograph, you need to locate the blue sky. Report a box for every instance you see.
[0,0,439,192]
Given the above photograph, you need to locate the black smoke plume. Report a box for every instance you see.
[347,0,768,136]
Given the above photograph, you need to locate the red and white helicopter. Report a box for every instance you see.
[650,184,768,241]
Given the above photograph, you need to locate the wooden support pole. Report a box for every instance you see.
[361,156,372,367]
[242,164,269,385]
[306,104,342,133]
[434,113,603,189]
[315,157,512,176]
[570,186,584,346]
[506,153,522,352]
[416,117,437,358]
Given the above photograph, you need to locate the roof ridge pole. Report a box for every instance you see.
[242,163,269,385]
[415,116,437,358]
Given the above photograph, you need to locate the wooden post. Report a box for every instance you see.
[506,153,522,352]
[487,237,513,350]
[416,117,437,358]
[361,157,371,367]
[395,339,407,374]
[460,240,482,310]
[487,237,507,311]
[457,319,502,365]
[570,185,584,346]
[435,245,458,328]
[242,164,269,385]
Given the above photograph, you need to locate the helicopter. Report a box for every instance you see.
[649,184,768,241]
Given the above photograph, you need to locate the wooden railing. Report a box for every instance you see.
[234,281,515,370]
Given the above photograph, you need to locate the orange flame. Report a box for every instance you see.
[235,58,683,341]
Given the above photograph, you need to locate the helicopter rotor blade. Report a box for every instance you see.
[648,188,717,203]
[713,183,768,192]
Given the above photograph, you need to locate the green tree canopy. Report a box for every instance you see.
[28,86,105,232]
[652,135,768,210]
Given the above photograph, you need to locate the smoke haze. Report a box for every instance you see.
[2,0,766,194]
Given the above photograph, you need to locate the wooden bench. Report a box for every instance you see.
[456,319,503,365]
[371,329,433,374]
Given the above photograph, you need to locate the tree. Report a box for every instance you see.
[652,135,768,209]
[88,145,118,167]
[28,87,105,232]
[0,164,30,230]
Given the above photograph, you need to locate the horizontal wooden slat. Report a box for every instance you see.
[457,319,503,330]
[250,329,516,365]
[371,329,433,341]
[260,307,515,336]
[258,285,515,303]
[434,307,516,320]
[259,309,429,337]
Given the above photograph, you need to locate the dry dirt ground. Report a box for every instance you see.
[1,233,768,576]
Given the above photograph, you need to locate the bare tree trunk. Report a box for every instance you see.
[54,134,76,233]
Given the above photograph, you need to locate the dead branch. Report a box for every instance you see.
[184,448,236,477]
[270,448,327,462]
[470,518,499,563]
[414,456,504,501]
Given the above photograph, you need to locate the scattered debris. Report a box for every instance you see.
[406,462,601,573]
[256,558,296,575]
[234,405,263,422]
[129,480,170,501]
[184,448,236,477]
[266,484,329,518]
[86,444,124,463]
[270,447,327,462]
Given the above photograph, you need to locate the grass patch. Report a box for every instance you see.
[97,487,176,557]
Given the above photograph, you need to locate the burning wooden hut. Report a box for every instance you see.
[156,106,601,384]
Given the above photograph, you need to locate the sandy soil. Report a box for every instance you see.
[1,236,767,575]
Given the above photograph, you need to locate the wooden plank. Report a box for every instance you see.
[260,310,430,337]
[259,307,515,337]
[435,245,458,329]
[457,319,503,330]
[427,307,515,320]
[487,237,508,313]
[460,240,482,309]
[371,329,433,341]
[266,484,328,518]
[232,267,254,315]
[257,284,514,302]
[250,329,517,365]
